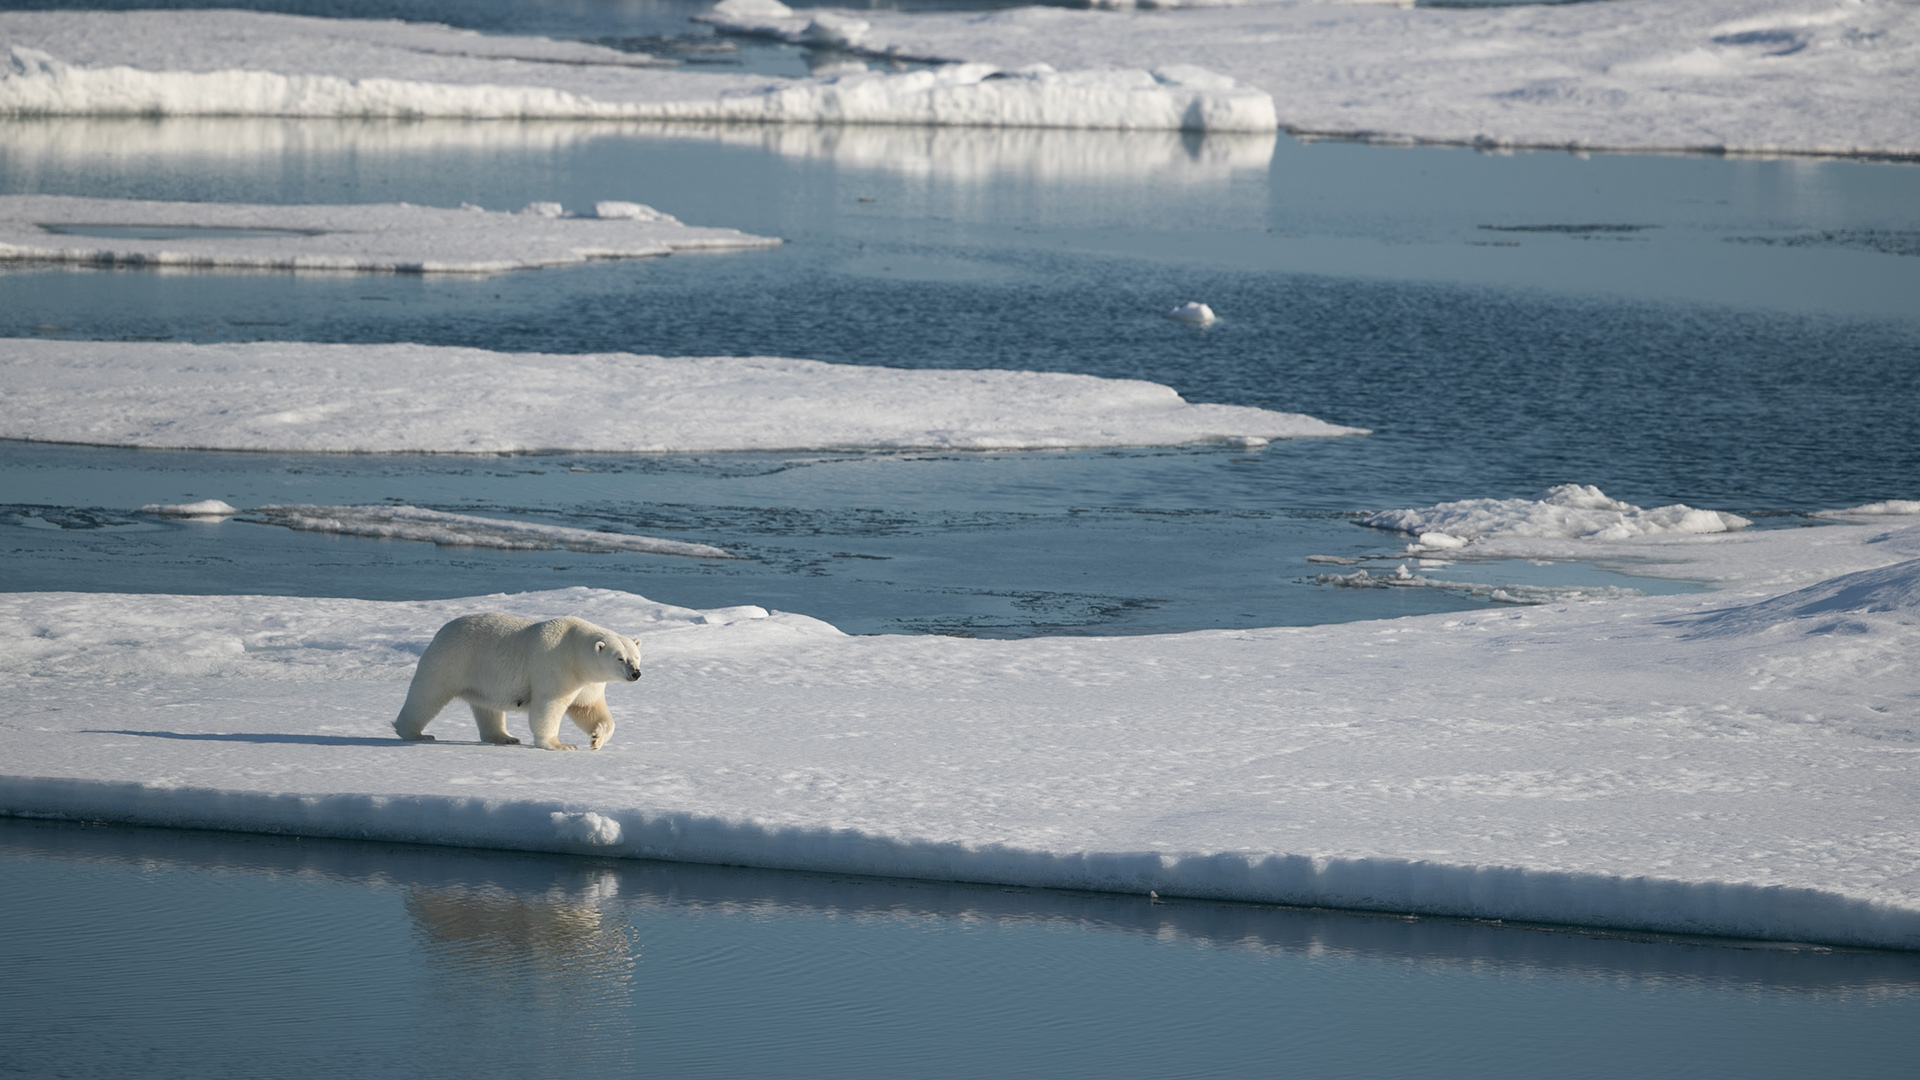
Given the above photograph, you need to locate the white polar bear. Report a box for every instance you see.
[393,614,642,751]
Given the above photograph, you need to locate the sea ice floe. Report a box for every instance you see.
[1813,500,1920,519]
[3,519,1919,948]
[0,10,1277,132]
[1360,484,1752,547]
[0,195,776,274]
[0,339,1366,454]
[243,505,733,559]
[700,0,1920,155]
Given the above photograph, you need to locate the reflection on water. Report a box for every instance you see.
[0,116,1277,187]
[3,818,1918,1079]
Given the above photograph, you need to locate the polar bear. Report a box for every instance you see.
[393,614,642,751]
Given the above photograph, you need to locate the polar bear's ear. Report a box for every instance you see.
[595,640,606,652]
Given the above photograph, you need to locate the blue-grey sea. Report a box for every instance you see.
[2,0,1918,1075]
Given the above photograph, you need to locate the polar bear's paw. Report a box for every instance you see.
[483,734,523,746]
[537,740,579,752]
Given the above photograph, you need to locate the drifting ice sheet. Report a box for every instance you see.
[0,10,1275,132]
[0,339,1365,453]
[705,0,1920,156]
[243,505,732,559]
[0,195,776,273]
[1360,484,1753,547]
[2,519,1919,948]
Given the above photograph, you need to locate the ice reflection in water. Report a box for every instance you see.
[3,818,1918,1078]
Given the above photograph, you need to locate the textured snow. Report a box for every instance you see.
[3,519,1918,948]
[1361,485,1753,547]
[0,339,1364,453]
[706,0,1920,155]
[0,195,775,274]
[0,10,1275,132]
[243,505,732,559]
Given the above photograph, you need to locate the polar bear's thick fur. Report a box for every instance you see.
[393,614,642,751]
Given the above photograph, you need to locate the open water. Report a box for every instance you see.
[2,0,1918,1074]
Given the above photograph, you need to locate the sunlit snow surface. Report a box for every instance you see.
[708,0,1920,155]
[4,518,1919,948]
[0,339,1363,452]
[0,10,1275,132]
[0,195,775,272]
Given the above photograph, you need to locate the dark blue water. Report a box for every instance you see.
[6,818,1919,1080]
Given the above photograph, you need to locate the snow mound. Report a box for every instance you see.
[0,339,1366,454]
[247,505,733,559]
[140,500,240,518]
[1686,558,1920,638]
[1360,485,1751,547]
[0,195,774,274]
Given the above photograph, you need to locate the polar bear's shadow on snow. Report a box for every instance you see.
[86,730,403,748]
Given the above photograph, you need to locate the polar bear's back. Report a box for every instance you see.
[419,613,539,690]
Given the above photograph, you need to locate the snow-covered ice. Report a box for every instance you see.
[0,195,776,274]
[706,0,1920,155]
[3,517,1918,948]
[0,10,1275,132]
[241,505,732,559]
[1361,485,1753,548]
[0,339,1364,453]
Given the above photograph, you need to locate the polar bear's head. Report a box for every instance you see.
[591,630,643,683]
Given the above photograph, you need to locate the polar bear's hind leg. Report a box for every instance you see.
[393,684,452,741]
[469,703,521,745]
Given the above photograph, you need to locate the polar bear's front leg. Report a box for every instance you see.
[469,703,521,745]
[568,700,615,751]
[527,698,578,751]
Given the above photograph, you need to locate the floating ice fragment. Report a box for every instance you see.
[140,499,240,518]
[519,201,565,218]
[710,0,792,18]
[1417,531,1469,550]
[248,504,734,559]
[1166,301,1217,325]
[1361,484,1750,544]
[804,13,870,49]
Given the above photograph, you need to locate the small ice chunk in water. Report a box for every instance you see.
[519,201,565,218]
[710,0,793,17]
[551,811,623,846]
[804,13,870,48]
[140,499,240,518]
[1418,532,1469,550]
[1166,301,1217,325]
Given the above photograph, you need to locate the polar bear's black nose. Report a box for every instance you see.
[628,669,642,681]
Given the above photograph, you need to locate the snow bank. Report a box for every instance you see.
[703,0,1920,156]
[0,195,775,274]
[0,339,1364,453]
[1814,500,1920,520]
[4,520,1920,948]
[244,505,732,559]
[0,10,1275,132]
[1360,485,1752,547]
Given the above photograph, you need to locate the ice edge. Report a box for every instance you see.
[7,775,1914,952]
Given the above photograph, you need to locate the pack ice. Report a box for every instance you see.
[3,515,1918,948]
[0,195,775,273]
[0,339,1364,453]
[0,9,1273,132]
